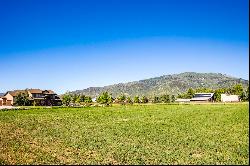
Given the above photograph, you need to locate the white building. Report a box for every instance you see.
[92,97,97,102]
[221,94,239,102]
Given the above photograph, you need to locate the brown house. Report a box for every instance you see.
[3,90,26,105]
[27,89,62,106]
[2,89,62,106]
[0,91,16,106]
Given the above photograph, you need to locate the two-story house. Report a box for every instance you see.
[27,89,62,106]
[2,89,62,106]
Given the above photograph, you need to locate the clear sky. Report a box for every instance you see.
[0,0,249,94]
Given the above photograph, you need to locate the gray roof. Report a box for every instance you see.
[0,93,5,97]
[194,93,214,96]
[190,93,214,101]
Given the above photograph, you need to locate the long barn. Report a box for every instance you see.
[190,93,214,102]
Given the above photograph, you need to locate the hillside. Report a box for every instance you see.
[69,72,249,97]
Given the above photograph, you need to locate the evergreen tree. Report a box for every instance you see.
[171,95,176,102]
[84,96,93,103]
[126,97,133,104]
[161,94,170,103]
[153,96,160,103]
[80,95,85,102]
[187,88,195,98]
[97,92,113,106]
[71,94,80,103]
[134,96,140,103]
[118,94,126,104]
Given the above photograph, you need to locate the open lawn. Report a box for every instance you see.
[0,103,249,165]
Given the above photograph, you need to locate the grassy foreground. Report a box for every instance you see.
[0,103,249,165]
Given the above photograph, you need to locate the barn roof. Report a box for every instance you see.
[191,93,214,101]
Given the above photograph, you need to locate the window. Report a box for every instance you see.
[33,93,44,98]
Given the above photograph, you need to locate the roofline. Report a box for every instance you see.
[194,93,214,94]
[4,91,17,96]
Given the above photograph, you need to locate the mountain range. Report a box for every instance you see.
[68,72,249,98]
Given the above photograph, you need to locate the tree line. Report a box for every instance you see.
[62,94,92,106]
[61,92,177,106]
[93,83,248,106]
[14,83,249,106]
[97,92,178,105]
[61,84,249,106]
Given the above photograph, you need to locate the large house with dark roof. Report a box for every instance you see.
[2,89,62,106]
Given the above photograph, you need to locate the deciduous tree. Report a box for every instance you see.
[15,92,31,106]
[62,94,71,106]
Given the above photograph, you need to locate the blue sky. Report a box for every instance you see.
[0,0,249,94]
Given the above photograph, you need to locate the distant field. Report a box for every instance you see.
[0,103,249,165]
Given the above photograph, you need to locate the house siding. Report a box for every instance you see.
[4,93,14,105]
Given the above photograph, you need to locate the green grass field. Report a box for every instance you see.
[0,103,249,165]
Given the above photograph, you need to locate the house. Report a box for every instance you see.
[3,90,27,106]
[190,93,214,102]
[221,94,239,102]
[113,98,120,103]
[27,89,62,106]
[2,89,62,106]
